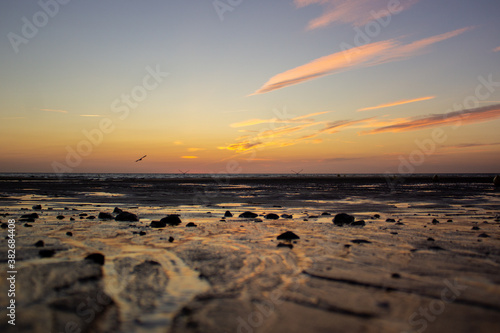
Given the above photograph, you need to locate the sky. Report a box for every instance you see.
[0,0,499,174]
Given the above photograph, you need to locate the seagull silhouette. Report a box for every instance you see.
[135,155,147,162]
[179,169,190,175]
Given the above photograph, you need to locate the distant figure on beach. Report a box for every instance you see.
[494,175,500,187]
[135,155,147,162]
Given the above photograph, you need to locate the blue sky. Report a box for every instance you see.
[1,0,499,173]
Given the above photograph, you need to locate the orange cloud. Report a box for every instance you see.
[230,111,331,127]
[494,46,500,52]
[181,156,198,159]
[187,148,206,152]
[251,27,472,95]
[358,96,435,111]
[364,104,500,134]
[40,108,68,113]
[295,0,419,29]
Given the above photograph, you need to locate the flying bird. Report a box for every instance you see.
[291,169,303,175]
[135,155,147,162]
[179,169,190,175]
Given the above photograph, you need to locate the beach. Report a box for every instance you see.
[1,174,500,333]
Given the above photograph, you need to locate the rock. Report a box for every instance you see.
[1,223,8,229]
[265,213,279,220]
[308,215,319,219]
[139,231,147,236]
[432,219,440,224]
[351,220,366,227]
[432,174,439,182]
[168,236,174,243]
[427,237,435,241]
[254,218,263,223]
[98,212,113,220]
[79,213,88,217]
[70,217,75,221]
[20,217,35,223]
[224,211,233,217]
[34,240,44,247]
[24,223,33,227]
[186,222,197,227]
[66,232,73,237]
[478,233,490,238]
[321,212,331,216]
[385,218,396,223]
[86,216,96,220]
[115,212,139,222]
[57,215,65,220]
[333,213,355,226]
[239,211,258,218]
[447,219,453,223]
[277,231,300,241]
[395,222,404,225]
[494,175,500,187]
[32,205,42,210]
[391,273,401,279]
[277,243,293,249]
[281,214,293,219]
[351,239,372,244]
[21,213,39,219]
[84,253,105,265]
[160,215,182,226]
[429,245,445,251]
[472,226,480,230]
[39,249,55,258]
[150,220,166,228]
[374,214,381,219]
[113,207,123,214]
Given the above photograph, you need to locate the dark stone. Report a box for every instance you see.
[98,212,113,220]
[66,232,73,237]
[308,215,319,219]
[254,218,263,223]
[321,212,331,216]
[24,223,33,227]
[21,213,39,219]
[432,219,440,224]
[85,253,105,265]
[150,220,166,228]
[239,211,258,218]
[277,231,300,241]
[186,222,198,227]
[1,223,8,229]
[447,219,453,223]
[34,240,44,247]
[113,207,123,214]
[224,211,233,217]
[139,231,147,236]
[265,213,279,220]
[79,213,88,217]
[427,237,435,241]
[281,214,293,219]
[56,215,65,220]
[20,218,35,223]
[390,232,398,235]
[391,273,401,279]
[70,217,75,221]
[351,220,366,226]
[472,226,480,230]
[333,213,355,226]
[160,215,182,226]
[385,218,396,223]
[478,233,490,238]
[351,239,372,244]
[277,243,293,249]
[374,214,381,219]
[86,216,96,220]
[395,222,404,225]
[429,246,445,251]
[32,205,42,210]
[115,212,139,222]
[168,236,174,243]
[39,249,55,258]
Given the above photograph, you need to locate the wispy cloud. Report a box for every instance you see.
[364,104,500,134]
[187,148,206,152]
[181,156,198,159]
[40,108,68,113]
[442,142,500,149]
[358,96,435,111]
[494,46,500,52]
[295,0,419,29]
[230,111,331,128]
[79,114,103,117]
[251,27,472,95]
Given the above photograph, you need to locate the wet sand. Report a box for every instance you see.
[1,175,500,333]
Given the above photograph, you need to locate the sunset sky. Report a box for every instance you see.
[1,0,499,174]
